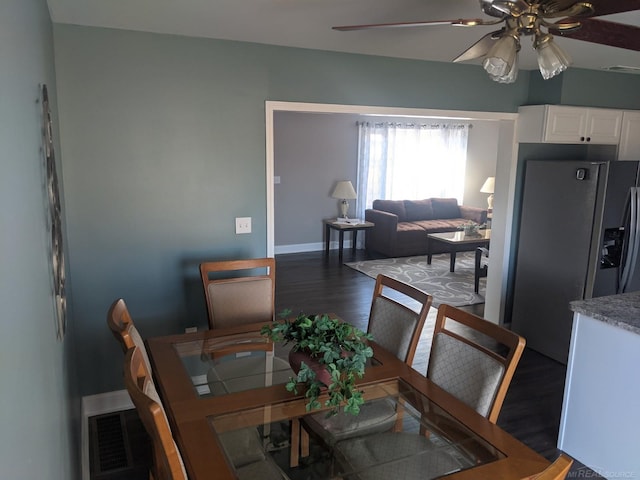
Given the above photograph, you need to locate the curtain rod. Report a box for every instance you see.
[357,121,472,129]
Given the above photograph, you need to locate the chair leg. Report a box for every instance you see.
[300,427,310,459]
[474,249,481,294]
[290,418,301,468]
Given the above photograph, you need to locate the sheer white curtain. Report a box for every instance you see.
[355,122,470,221]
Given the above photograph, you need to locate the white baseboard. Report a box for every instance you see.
[274,240,352,255]
[81,390,133,480]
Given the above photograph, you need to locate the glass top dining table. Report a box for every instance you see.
[146,319,549,480]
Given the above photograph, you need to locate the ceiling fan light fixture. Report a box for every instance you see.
[482,33,519,78]
[535,33,572,80]
[491,54,519,83]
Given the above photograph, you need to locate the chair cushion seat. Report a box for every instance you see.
[303,399,398,445]
[217,427,266,467]
[235,457,285,480]
[335,432,463,480]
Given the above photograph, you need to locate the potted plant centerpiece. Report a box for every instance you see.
[261,310,374,415]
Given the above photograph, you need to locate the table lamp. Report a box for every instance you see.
[331,180,357,219]
[480,176,495,211]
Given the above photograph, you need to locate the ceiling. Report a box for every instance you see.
[47,0,640,73]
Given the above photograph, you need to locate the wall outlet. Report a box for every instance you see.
[235,217,252,234]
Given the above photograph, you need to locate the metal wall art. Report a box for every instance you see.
[41,84,67,340]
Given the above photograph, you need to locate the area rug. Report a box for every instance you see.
[345,251,484,307]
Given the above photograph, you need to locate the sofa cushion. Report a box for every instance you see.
[404,199,434,221]
[373,199,407,222]
[412,219,462,234]
[431,198,461,219]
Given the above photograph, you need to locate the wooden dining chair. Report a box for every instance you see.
[201,257,293,401]
[107,298,154,377]
[200,257,276,330]
[532,453,573,480]
[124,346,188,480]
[427,303,526,423]
[295,274,433,465]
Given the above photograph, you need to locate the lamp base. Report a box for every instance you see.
[487,194,494,211]
[340,199,349,219]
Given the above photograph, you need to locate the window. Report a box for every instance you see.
[356,122,470,219]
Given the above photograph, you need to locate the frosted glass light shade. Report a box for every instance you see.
[483,34,518,78]
[536,36,572,80]
[490,54,518,84]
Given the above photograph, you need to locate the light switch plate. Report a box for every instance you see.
[235,217,252,234]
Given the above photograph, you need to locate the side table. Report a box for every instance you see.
[324,220,375,262]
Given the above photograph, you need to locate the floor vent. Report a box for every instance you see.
[89,409,150,480]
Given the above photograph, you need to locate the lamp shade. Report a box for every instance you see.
[482,34,518,79]
[480,177,495,194]
[535,34,572,80]
[331,181,357,200]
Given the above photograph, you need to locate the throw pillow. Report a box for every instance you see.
[372,200,407,221]
[404,199,434,221]
[431,198,461,219]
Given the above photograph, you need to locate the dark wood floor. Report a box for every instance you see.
[275,249,602,478]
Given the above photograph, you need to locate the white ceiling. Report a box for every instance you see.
[47,0,640,73]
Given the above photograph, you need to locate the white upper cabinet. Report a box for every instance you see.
[518,105,623,144]
[618,111,640,161]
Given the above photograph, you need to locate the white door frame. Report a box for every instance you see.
[265,101,519,324]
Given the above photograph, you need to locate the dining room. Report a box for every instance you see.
[97,250,593,480]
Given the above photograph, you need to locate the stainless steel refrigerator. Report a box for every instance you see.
[511,159,640,364]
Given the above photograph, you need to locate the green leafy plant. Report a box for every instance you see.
[261,309,374,415]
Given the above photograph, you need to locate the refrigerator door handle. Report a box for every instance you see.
[620,188,639,293]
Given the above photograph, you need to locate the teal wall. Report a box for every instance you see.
[51,24,640,399]
[525,67,640,108]
[0,1,75,479]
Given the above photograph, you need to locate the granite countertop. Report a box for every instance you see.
[570,291,640,335]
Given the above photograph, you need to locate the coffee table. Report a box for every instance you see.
[427,229,491,272]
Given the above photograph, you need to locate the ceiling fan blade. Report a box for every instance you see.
[490,0,530,16]
[453,30,503,63]
[541,2,595,18]
[588,0,640,17]
[553,18,640,51]
[332,18,498,31]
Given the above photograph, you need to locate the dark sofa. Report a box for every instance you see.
[364,198,487,257]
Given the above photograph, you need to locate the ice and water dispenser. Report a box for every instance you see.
[601,227,624,268]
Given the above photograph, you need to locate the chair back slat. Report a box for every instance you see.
[107,298,153,378]
[200,258,275,329]
[124,347,188,480]
[368,274,433,365]
[427,304,526,423]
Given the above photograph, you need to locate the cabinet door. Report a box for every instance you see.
[586,109,623,144]
[544,106,587,143]
[618,111,640,160]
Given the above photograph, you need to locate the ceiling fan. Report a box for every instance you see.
[333,0,640,83]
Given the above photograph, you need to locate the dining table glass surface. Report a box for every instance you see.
[209,377,504,480]
[171,329,381,398]
[147,320,550,480]
[173,335,294,397]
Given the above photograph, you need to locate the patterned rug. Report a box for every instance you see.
[345,251,484,307]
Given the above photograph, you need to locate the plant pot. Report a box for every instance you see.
[288,348,332,387]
